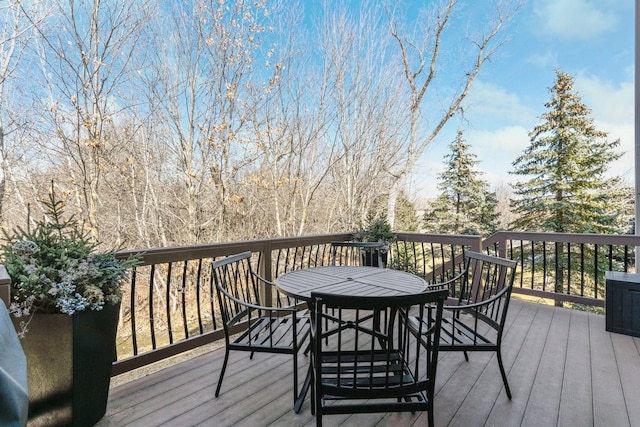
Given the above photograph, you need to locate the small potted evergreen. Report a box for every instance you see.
[352,216,397,266]
[1,184,139,426]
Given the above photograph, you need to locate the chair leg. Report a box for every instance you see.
[428,402,434,427]
[293,351,298,404]
[426,381,435,427]
[463,350,469,362]
[310,368,315,416]
[497,348,512,399]
[215,347,230,397]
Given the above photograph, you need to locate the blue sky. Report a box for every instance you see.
[409,0,635,199]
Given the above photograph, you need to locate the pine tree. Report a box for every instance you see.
[423,130,499,235]
[394,191,420,232]
[510,70,627,234]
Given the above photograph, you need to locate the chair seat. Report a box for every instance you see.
[319,350,427,398]
[231,316,310,352]
[440,316,494,347]
[408,315,495,348]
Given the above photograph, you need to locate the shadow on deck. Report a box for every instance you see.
[97,300,640,427]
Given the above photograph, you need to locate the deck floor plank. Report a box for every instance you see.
[166,353,295,426]
[444,300,535,427]
[558,308,593,426]
[97,300,640,427]
[483,302,554,426]
[521,306,570,427]
[589,311,631,427]
[610,331,640,426]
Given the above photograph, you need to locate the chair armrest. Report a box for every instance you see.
[424,286,512,334]
[427,269,467,299]
[251,270,307,310]
[251,270,277,287]
[216,285,299,314]
[441,284,512,312]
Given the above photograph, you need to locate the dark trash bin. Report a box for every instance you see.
[606,271,640,338]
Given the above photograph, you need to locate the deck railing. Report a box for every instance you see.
[484,231,640,307]
[108,232,479,374]
[1,231,638,378]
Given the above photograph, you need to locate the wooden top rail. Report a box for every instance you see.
[484,231,640,248]
[116,233,353,266]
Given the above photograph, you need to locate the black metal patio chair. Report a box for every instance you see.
[407,251,518,399]
[311,288,448,427]
[330,241,386,268]
[212,251,310,407]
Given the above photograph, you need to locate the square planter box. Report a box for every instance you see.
[605,271,640,338]
[14,303,120,426]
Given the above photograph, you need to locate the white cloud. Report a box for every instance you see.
[413,125,531,199]
[465,81,538,125]
[572,74,634,181]
[574,75,633,125]
[470,126,531,159]
[468,126,531,188]
[604,122,634,183]
[415,80,536,198]
[526,50,557,69]
[533,0,618,41]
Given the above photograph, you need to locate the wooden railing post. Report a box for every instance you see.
[259,243,274,307]
[496,232,508,258]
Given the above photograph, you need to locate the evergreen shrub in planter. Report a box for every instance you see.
[1,185,139,426]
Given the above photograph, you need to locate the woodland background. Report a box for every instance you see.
[3,0,627,253]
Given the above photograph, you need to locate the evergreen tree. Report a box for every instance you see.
[394,191,420,232]
[510,70,627,233]
[423,194,456,233]
[423,130,499,235]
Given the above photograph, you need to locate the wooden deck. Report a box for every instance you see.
[96,300,640,427]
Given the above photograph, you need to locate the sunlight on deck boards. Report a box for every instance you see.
[97,300,640,427]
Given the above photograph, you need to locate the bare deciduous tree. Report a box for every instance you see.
[143,0,276,243]
[317,1,407,229]
[245,2,339,237]
[0,1,47,223]
[35,0,150,240]
[385,0,519,227]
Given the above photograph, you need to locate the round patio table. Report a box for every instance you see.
[276,265,428,301]
[276,265,428,413]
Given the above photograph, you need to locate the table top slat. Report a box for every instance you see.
[276,266,427,300]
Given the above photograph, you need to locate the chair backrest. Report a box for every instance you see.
[457,251,518,326]
[461,251,517,302]
[311,289,447,405]
[330,241,386,268]
[211,251,261,331]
